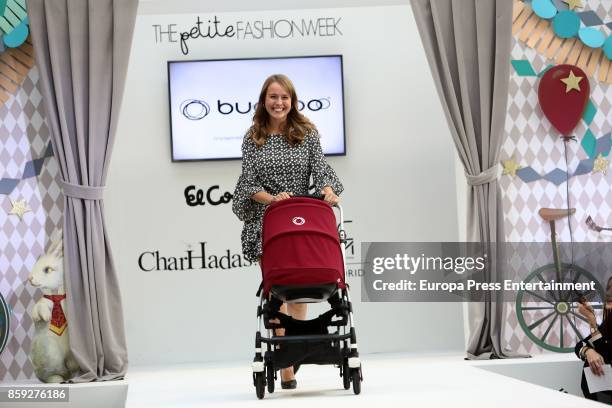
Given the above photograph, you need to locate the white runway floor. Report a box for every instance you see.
[126,352,603,408]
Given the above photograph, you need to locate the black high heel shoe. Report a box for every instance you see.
[281,379,297,389]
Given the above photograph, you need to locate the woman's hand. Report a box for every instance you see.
[270,192,292,204]
[585,348,606,376]
[321,187,340,206]
[578,302,598,328]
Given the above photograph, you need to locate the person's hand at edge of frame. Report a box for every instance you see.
[585,348,606,376]
[578,302,598,328]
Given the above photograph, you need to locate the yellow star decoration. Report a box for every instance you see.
[560,70,583,93]
[562,0,583,10]
[9,199,31,221]
[502,156,522,178]
[593,153,609,176]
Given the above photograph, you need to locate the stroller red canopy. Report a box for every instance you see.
[260,197,346,296]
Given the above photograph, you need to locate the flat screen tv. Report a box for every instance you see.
[167,55,346,161]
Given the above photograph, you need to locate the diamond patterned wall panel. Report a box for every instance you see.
[0,66,62,382]
[502,0,612,356]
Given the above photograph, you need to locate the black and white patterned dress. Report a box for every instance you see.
[232,128,343,262]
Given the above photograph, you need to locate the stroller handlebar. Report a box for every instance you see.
[292,193,325,200]
[292,194,341,209]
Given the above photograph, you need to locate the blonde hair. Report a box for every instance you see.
[250,74,316,146]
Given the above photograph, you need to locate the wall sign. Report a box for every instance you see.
[184,185,233,207]
[138,242,253,271]
[152,15,343,55]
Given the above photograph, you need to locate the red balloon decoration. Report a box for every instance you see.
[537,64,589,137]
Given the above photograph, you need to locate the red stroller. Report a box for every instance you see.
[251,196,362,398]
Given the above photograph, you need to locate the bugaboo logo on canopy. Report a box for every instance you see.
[292,216,306,226]
[180,97,331,120]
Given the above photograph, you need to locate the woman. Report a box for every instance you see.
[232,74,343,389]
[575,277,612,404]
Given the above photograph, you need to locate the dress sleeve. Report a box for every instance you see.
[232,135,264,222]
[308,130,344,195]
[574,325,605,360]
[575,337,588,360]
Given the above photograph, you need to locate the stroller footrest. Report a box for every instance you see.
[271,340,344,369]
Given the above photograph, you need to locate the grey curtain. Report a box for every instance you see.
[411,0,520,358]
[27,0,138,381]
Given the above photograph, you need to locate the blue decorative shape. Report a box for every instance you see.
[595,133,611,158]
[573,159,594,176]
[22,158,45,178]
[0,178,19,194]
[578,10,603,27]
[517,167,541,183]
[511,60,537,76]
[44,142,53,157]
[0,142,55,197]
[553,10,581,39]
[578,27,605,48]
[3,19,29,48]
[582,129,597,159]
[22,161,36,178]
[532,0,557,19]
[582,99,596,125]
[33,157,45,174]
[604,36,612,60]
[544,168,568,185]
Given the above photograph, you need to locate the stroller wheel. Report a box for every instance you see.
[266,365,275,393]
[254,372,265,399]
[351,369,361,395]
[342,361,350,390]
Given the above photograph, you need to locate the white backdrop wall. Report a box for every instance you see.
[107,4,465,366]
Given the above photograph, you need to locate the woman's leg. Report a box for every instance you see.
[287,303,307,320]
[279,303,308,382]
[277,303,292,381]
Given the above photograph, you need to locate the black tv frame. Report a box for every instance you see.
[167,54,347,162]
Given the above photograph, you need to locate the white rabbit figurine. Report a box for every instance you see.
[28,231,79,383]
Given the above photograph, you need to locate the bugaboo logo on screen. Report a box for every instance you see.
[180,99,211,120]
[292,216,306,226]
[180,97,331,120]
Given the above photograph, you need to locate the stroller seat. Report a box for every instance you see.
[271,283,338,303]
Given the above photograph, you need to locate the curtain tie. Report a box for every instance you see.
[59,180,105,200]
[465,164,499,186]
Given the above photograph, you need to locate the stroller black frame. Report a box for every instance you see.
[251,203,363,398]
